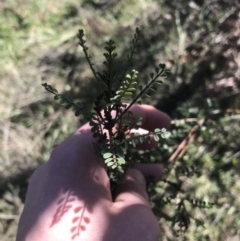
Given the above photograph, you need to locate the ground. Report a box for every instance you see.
[0,0,240,240]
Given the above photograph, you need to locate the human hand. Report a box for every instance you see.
[16,104,171,241]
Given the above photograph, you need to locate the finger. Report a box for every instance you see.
[113,163,164,205]
[129,104,171,131]
[133,163,164,182]
[113,168,150,206]
[126,104,171,149]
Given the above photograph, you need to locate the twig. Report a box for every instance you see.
[225,151,240,163]
[168,119,205,162]
[226,109,240,114]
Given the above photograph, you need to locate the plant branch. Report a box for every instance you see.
[115,69,165,123]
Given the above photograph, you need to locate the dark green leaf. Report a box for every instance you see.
[159,63,165,69]
[150,86,157,91]
[156,80,162,85]
[89,120,95,126]
[91,126,97,133]
[139,136,145,144]
[65,103,73,109]
[76,102,83,108]
[147,136,152,144]
[54,95,60,100]
[145,93,152,97]
[59,98,66,105]
[75,109,82,116]
[132,139,137,148]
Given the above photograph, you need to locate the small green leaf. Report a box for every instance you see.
[116,90,123,95]
[117,166,124,173]
[132,139,137,148]
[107,162,114,167]
[150,86,157,91]
[54,95,60,100]
[161,128,166,132]
[156,80,162,85]
[154,128,161,133]
[110,95,120,101]
[105,158,113,163]
[159,63,165,69]
[147,136,152,144]
[145,93,152,97]
[89,120,95,126]
[76,102,83,108]
[150,73,154,79]
[122,97,130,101]
[65,103,73,109]
[123,92,132,96]
[117,157,126,164]
[139,136,145,144]
[59,98,66,105]
[103,153,112,159]
[91,126,97,133]
[75,109,82,116]
[127,88,136,92]
[161,74,168,78]
[153,134,160,141]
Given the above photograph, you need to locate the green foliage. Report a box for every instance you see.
[42,83,83,116]
[42,27,170,185]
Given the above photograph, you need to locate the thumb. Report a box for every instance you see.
[112,168,149,206]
